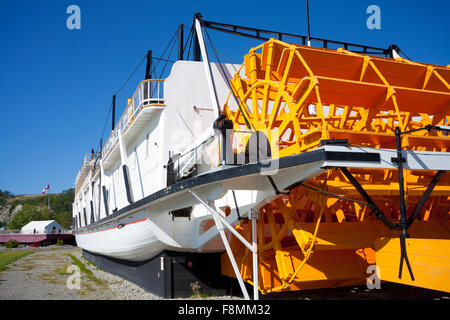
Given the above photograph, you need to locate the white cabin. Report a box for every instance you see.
[73,60,241,229]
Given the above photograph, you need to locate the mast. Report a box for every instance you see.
[112,95,116,131]
[306,0,311,46]
[178,24,184,60]
[194,13,220,119]
[145,50,152,80]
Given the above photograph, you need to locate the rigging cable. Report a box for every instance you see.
[400,49,412,61]
[186,23,195,62]
[98,100,113,152]
[183,24,195,61]
[158,33,178,79]
[113,53,148,96]
[153,56,177,63]
[202,25,253,130]
[96,52,147,154]
[297,181,378,210]
[153,28,179,72]
[97,27,181,153]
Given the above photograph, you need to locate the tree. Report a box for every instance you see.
[6,189,75,230]
[0,189,13,206]
[8,204,40,230]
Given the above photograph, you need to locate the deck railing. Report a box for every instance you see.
[74,79,165,194]
[75,153,97,194]
[102,79,165,159]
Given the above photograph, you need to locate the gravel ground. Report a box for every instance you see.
[0,245,448,301]
[0,245,239,300]
[0,246,116,300]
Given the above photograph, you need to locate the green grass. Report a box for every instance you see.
[54,265,69,276]
[0,251,35,271]
[64,253,104,285]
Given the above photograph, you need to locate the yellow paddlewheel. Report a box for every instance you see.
[221,39,450,293]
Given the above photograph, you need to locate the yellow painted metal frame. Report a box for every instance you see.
[376,237,450,292]
[221,39,450,294]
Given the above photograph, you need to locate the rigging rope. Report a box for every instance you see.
[158,34,178,79]
[186,26,194,62]
[97,27,180,154]
[96,52,147,153]
[183,24,194,60]
[98,100,113,152]
[203,25,253,130]
[153,28,179,71]
[113,53,148,96]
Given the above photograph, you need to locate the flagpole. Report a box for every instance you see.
[306,0,311,46]
[47,185,50,211]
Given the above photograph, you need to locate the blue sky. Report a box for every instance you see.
[0,0,448,195]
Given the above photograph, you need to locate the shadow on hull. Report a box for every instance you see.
[82,249,243,298]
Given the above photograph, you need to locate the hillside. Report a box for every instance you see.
[0,189,74,230]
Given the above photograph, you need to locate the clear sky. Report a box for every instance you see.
[0,0,449,195]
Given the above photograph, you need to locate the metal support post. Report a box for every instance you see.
[251,209,259,300]
[189,189,251,300]
[194,13,221,119]
[395,126,415,281]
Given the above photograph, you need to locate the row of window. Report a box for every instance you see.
[73,187,111,230]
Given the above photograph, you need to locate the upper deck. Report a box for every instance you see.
[74,79,165,195]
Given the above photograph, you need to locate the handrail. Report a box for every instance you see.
[75,153,97,193]
[102,79,165,159]
[74,79,165,193]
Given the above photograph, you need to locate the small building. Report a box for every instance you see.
[21,220,64,234]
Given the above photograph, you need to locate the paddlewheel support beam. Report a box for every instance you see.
[219,38,450,295]
[189,189,261,300]
[201,19,389,55]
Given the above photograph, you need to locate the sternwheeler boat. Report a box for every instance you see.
[73,13,450,299]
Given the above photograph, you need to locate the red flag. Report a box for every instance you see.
[42,184,50,194]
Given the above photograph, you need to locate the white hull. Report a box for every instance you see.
[74,140,450,262]
[75,215,164,262]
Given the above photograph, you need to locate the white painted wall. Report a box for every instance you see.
[73,60,242,228]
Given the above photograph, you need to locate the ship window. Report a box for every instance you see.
[83,208,87,226]
[170,207,193,220]
[90,201,95,223]
[102,186,109,217]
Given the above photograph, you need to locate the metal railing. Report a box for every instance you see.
[75,153,97,194]
[74,79,165,194]
[102,79,165,159]
[168,133,219,184]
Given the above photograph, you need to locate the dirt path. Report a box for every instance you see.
[0,246,117,300]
